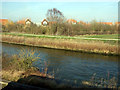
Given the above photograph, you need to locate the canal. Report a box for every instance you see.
[2,43,119,86]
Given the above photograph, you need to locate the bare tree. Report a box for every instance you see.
[46,8,64,23]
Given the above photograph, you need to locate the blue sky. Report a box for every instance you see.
[2,2,118,23]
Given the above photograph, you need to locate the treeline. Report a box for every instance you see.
[1,21,118,36]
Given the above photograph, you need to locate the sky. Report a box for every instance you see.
[1,1,119,23]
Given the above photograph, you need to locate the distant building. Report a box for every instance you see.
[78,21,87,25]
[98,22,113,25]
[0,19,9,25]
[17,19,25,25]
[49,21,57,25]
[41,19,49,26]
[25,19,32,25]
[17,18,32,25]
[115,22,120,26]
[67,19,77,24]
[41,19,58,26]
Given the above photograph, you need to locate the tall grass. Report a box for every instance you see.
[1,34,119,55]
[82,73,118,88]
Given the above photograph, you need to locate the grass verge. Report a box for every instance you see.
[1,34,120,55]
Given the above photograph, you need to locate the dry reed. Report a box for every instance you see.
[1,35,119,55]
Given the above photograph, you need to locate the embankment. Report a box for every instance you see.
[1,34,119,55]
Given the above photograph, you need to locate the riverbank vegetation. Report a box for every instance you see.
[1,34,120,55]
[1,51,76,89]
[1,49,54,81]
[82,73,118,88]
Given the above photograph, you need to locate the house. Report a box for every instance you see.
[115,22,120,26]
[17,18,32,25]
[17,19,25,25]
[41,19,49,26]
[0,19,9,25]
[67,19,77,24]
[49,21,57,25]
[98,22,113,25]
[78,21,87,25]
[41,19,57,26]
[25,18,32,25]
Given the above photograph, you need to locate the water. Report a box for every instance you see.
[2,43,119,86]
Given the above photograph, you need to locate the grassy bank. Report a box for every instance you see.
[1,50,54,82]
[1,33,120,55]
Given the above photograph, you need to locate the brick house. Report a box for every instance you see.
[67,19,77,24]
[0,19,9,25]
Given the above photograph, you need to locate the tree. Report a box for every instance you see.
[46,8,67,35]
[46,8,64,23]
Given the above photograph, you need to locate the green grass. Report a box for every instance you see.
[2,32,119,46]
[84,34,119,39]
[2,32,78,39]
[2,32,120,40]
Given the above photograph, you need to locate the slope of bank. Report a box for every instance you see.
[1,33,120,56]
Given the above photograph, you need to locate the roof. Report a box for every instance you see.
[115,22,120,24]
[41,19,49,25]
[78,21,87,25]
[49,21,57,24]
[0,19,9,25]
[67,19,77,23]
[17,19,31,25]
[17,19,26,25]
[98,22,113,25]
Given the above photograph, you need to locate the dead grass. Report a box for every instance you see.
[2,50,54,82]
[82,73,118,88]
[1,34,119,55]
[1,70,25,81]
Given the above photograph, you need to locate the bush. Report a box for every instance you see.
[2,49,40,71]
[2,20,118,36]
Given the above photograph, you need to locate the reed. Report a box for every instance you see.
[1,34,119,55]
[82,73,118,88]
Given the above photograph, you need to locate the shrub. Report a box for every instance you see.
[2,20,118,36]
[2,49,40,71]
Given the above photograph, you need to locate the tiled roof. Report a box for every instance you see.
[67,19,77,23]
[0,19,9,25]
[115,22,120,24]
[17,19,26,25]
[98,22,113,25]
[78,21,86,25]
[41,19,49,25]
